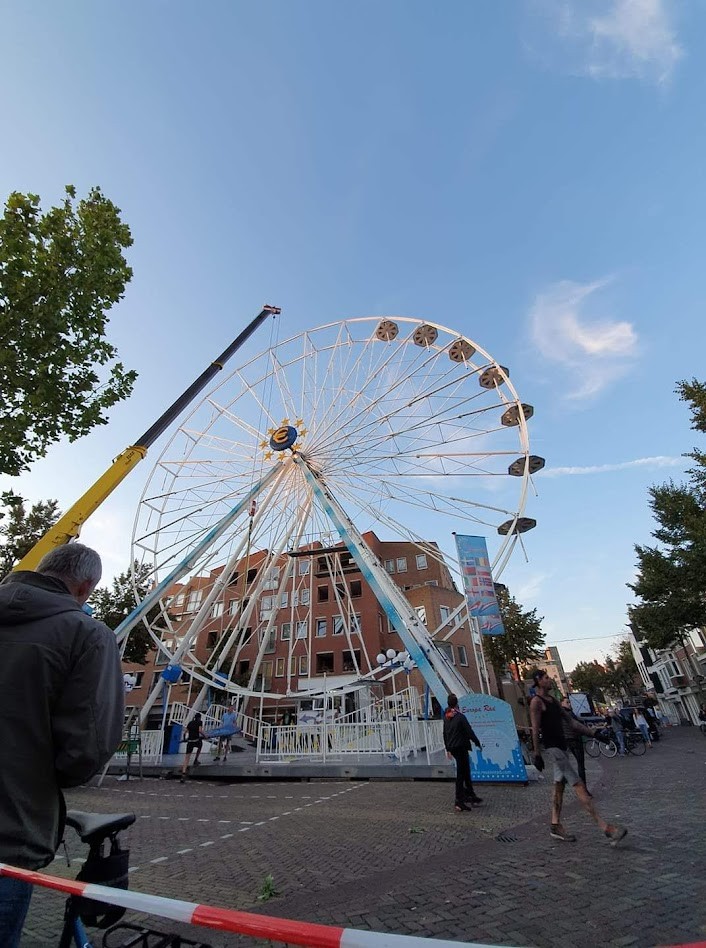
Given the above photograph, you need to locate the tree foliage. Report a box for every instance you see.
[483,588,545,688]
[90,560,158,665]
[629,379,706,650]
[0,185,136,475]
[569,661,609,701]
[0,490,61,579]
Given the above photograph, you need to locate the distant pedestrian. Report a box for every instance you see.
[180,713,206,782]
[633,709,652,747]
[560,696,588,789]
[443,694,483,812]
[530,671,627,845]
[206,704,240,762]
[606,708,626,755]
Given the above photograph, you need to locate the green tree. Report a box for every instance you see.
[483,588,545,693]
[629,379,706,650]
[569,661,610,702]
[0,185,136,475]
[0,491,61,579]
[90,560,158,665]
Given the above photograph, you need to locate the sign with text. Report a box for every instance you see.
[458,691,527,782]
[454,534,505,636]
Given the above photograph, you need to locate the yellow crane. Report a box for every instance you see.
[15,305,280,571]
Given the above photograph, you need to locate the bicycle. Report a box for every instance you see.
[584,728,617,759]
[58,810,212,947]
[623,729,647,756]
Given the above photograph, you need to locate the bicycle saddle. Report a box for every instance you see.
[65,810,136,843]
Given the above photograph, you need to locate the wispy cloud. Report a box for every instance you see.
[540,455,684,477]
[529,277,638,399]
[514,571,550,604]
[532,0,683,84]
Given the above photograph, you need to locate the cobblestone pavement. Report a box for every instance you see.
[22,727,706,947]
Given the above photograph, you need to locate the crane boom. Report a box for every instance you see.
[15,305,280,572]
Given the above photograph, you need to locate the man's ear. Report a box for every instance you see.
[75,579,95,605]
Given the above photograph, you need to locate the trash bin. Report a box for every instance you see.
[163,723,183,755]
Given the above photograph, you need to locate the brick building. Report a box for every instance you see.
[123,532,488,724]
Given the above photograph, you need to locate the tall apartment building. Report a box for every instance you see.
[628,627,706,725]
[123,532,487,725]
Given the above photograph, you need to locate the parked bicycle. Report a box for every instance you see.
[584,727,646,758]
[58,810,212,947]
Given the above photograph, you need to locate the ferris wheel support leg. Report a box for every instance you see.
[294,456,458,710]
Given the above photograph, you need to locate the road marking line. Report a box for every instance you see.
[150,857,168,864]
[176,849,192,855]
[220,834,234,839]
[200,841,214,848]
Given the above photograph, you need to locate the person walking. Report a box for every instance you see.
[606,708,626,755]
[0,543,124,947]
[633,708,652,747]
[560,696,588,789]
[530,671,627,844]
[180,713,206,782]
[443,693,483,812]
[206,704,241,762]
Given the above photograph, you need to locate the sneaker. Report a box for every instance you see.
[193,761,200,767]
[605,825,627,845]
[180,776,186,784]
[214,756,220,762]
[550,824,577,842]
[469,795,483,806]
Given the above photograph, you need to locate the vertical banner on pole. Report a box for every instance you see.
[454,534,506,636]
[453,534,527,782]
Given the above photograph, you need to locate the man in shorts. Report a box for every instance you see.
[530,671,627,844]
[180,713,206,783]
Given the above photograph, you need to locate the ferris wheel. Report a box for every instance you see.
[130,316,541,711]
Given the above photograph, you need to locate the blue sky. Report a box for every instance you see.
[1,0,704,671]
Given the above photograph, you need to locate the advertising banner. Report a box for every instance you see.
[454,534,505,636]
[457,691,528,782]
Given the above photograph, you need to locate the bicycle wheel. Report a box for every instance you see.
[628,736,646,756]
[585,738,600,758]
[599,739,617,758]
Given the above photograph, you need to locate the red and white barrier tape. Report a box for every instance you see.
[0,863,497,947]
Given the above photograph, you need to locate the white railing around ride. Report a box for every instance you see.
[257,719,444,763]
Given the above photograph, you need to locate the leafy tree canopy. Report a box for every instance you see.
[483,587,545,688]
[630,379,706,650]
[0,185,136,475]
[0,490,61,579]
[569,661,609,701]
[90,560,157,665]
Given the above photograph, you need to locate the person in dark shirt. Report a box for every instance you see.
[442,693,483,812]
[180,713,206,783]
[530,671,626,845]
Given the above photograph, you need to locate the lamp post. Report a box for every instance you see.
[376,649,415,754]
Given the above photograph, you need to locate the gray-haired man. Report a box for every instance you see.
[0,543,124,947]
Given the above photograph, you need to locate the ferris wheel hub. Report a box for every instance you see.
[269,424,299,451]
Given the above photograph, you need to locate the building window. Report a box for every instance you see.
[298,655,309,676]
[352,614,362,635]
[238,660,250,678]
[281,622,291,641]
[228,598,238,615]
[265,629,276,653]
[317,586,329,603]
[415,605,427,624]
[299,560,310,576]
[296,619,308,639]
[206,630,218,649]
[425,580,438,587]
[438,642,455,664]
[186,589,202,612]
[342,649,361,672]
[280,592,288,609]
[173,593,184,609]
[333,615,344,636]
[396,557,407,573]
[131,671,144,687]
[416,553,428,570]
[316,618,327,638]
[292,590,299,607]
[385,559,395,573]
[350,580,362,598]
[301,588,310,605]
[261,595,273,612]
[275,657,285,678]
[458,645,468,666]
[210,601,224,618]
[264,567,280,590]
[151,671,163,688]
[260,660,273,685]
[316,653,335,674]
[440,605,451,623]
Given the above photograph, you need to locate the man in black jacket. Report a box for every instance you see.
[0,543,124,947]
[442,693,483,812]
